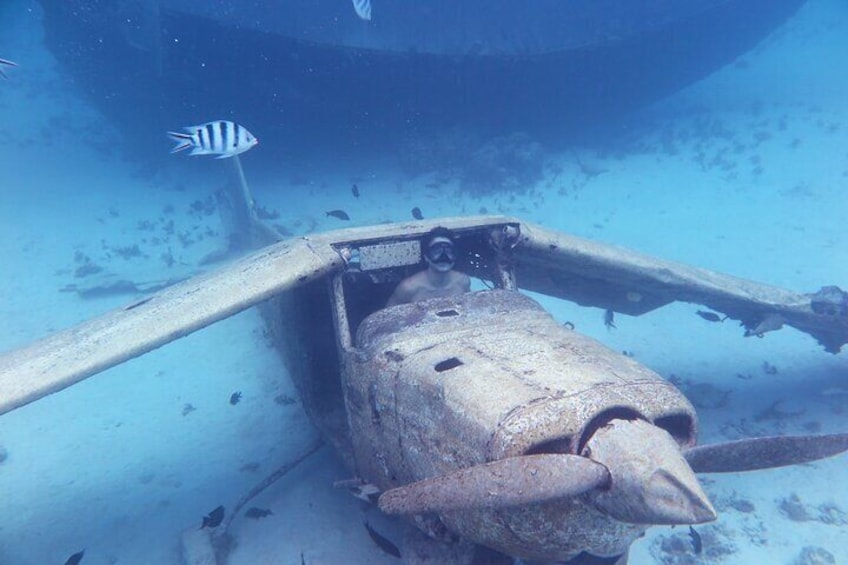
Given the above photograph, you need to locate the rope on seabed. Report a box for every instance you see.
[222,439,324,534]
[230,153,285,247]
[231,154,257,220]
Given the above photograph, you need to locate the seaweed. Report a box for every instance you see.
[792,546,835,565]
[460,132,545,195]
[754,400,804,422]
[397,129,546,195]
[779,493,810,522]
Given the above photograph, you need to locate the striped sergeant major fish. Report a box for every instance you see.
[0,58,17,79]
[167,120,258,158]
[352,0,371,21]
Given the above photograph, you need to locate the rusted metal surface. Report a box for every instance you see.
[347,289,700,561]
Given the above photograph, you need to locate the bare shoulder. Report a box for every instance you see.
[402,271,430,291]
[452,271,471,290]
[387,273,425,306]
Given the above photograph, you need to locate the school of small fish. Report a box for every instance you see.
[167,120,258,159]
[0,58,17,79]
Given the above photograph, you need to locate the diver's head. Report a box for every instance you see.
[424,227,456,273]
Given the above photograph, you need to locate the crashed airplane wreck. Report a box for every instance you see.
[1,211,847,564]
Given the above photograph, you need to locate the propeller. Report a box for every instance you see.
[684,432,848,473]
[378,422,848,526]
[378,453,610,515]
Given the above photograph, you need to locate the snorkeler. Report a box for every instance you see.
[386,227,471,306]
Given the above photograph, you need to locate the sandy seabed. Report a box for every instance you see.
[1,1,846,564]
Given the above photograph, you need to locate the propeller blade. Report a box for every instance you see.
[378,453,609,515]
[685,432,848,474]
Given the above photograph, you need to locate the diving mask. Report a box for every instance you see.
[425,238,455,265]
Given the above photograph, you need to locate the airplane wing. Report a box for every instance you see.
[513,221,848,353]
[0,237,344,415]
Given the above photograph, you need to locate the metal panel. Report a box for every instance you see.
[359,240,422,271]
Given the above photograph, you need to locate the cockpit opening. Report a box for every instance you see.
[333,222,520,347]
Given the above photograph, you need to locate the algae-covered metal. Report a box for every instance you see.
[0,215,846,564]
[346,289,701,560]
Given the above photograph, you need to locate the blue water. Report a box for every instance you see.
[1,1,846,564]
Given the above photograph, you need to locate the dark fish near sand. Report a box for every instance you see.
[351,184,360,198]
[363,522,401,558]
[230,391,242,405]
[200,505,225,529]
[352,0,371,20]
[0,58,17,79]
[604,309,616,330]
[688,525,702,554]
[168,121,257,158]
[326,209,350,221]
[64,550,85,565]
[245,507,273,519]
[411,207,423,220]
[696,310,725,322]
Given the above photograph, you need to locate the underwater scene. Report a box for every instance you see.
[1,1,847,564]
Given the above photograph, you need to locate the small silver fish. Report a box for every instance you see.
[168,120,257,159]
[744,313,784,337]
[352,0,371,20]
[0,58,17,79]
[349,482,381,504]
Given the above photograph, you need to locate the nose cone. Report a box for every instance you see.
[585,418,716,525]
[641,466,716,524]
